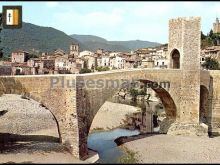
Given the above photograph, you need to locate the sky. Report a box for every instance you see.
[0,1,220,44]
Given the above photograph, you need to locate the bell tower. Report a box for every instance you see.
[213,17,220,33]
[70,43,79,58]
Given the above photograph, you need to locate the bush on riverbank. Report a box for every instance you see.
[119,146,139,164]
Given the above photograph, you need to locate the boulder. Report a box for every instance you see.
[167,122,208,136]
[159,117,175,134]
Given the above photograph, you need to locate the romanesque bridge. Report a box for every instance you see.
[0,17,220,160]
[0,68,219,159]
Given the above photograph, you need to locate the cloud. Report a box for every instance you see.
[53,8,124,31]
[46,2,59,8]
[30,2,220,42]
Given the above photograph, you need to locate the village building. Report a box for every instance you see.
[79,50,94,58]
[200,46,220,64]
[141,59,154,68]
[154,57,168,69]
[83,54,96,70]
[11,50,30,63]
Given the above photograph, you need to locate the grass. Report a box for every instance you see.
[90,127,105,133]
[119,146,139,164]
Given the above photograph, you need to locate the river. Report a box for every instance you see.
[87,128,140,163]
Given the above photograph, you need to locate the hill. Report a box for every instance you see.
[0,22,161,57]
[71,34,161,52]
[1,22,87,57]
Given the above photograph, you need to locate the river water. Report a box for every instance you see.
[87,128,140,163]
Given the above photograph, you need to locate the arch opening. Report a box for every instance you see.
[199,85,210,125]
[170,49,180,69]
[88,79,177,134]
[86,79,177,162]
[0,94,62,156]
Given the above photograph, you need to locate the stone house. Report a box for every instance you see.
[79,50,94,58]
[55,56,69,71]
[141,59,154,68]
[83,54,96,70]
[154,57,168,69]
[110,55,125,69]
[200,46,220,64]
[101,56,110,67]
[11,50,30,63]
[11,63,34,75]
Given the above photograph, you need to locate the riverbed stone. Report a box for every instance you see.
[159,118,175,134]
[167,122,208,136]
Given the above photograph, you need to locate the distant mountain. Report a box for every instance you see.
[70,34,161,52]
[0,22,161,58]
[109,40,161,51]
[1,22,87,57]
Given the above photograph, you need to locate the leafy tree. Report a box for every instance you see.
[202,57,219,70]
[129,88,139,98]
[79,68,92,74]
[209,29,214,39]
[138,90,146,95]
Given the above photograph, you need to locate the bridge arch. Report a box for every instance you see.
[199,85,210,125]
[0,94,61,145]
[81,77,178,159]
[170,49,180,69]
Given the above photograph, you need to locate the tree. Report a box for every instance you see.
[202,57,219,70]
[79,68,92,74]
[209,29,214,39]
[129,88,139,99]
[201,31,206,40]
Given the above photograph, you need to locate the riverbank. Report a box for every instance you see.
[121,134,220,163]
[90,101,141,132]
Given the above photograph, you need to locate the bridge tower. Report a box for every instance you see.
[168,17,202,130]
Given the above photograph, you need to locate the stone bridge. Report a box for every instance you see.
[0,68,219,159]
[0,17,220,160]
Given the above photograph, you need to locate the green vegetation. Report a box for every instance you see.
[90,127,105,134]
[1,22,86,57]
[96,66,110,72]
[129,88,147,100]
[129,89,139,98]
[201,30,220,49]
[0,56,10,61]
[0,22,162,57]
[79,68,92,74]
[138,89,146,95]
[202,57,220,70]
[71,34,161,52]
[119,147,139,164]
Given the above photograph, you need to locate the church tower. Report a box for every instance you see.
[213,17,220,33]
[70,43,79,58]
